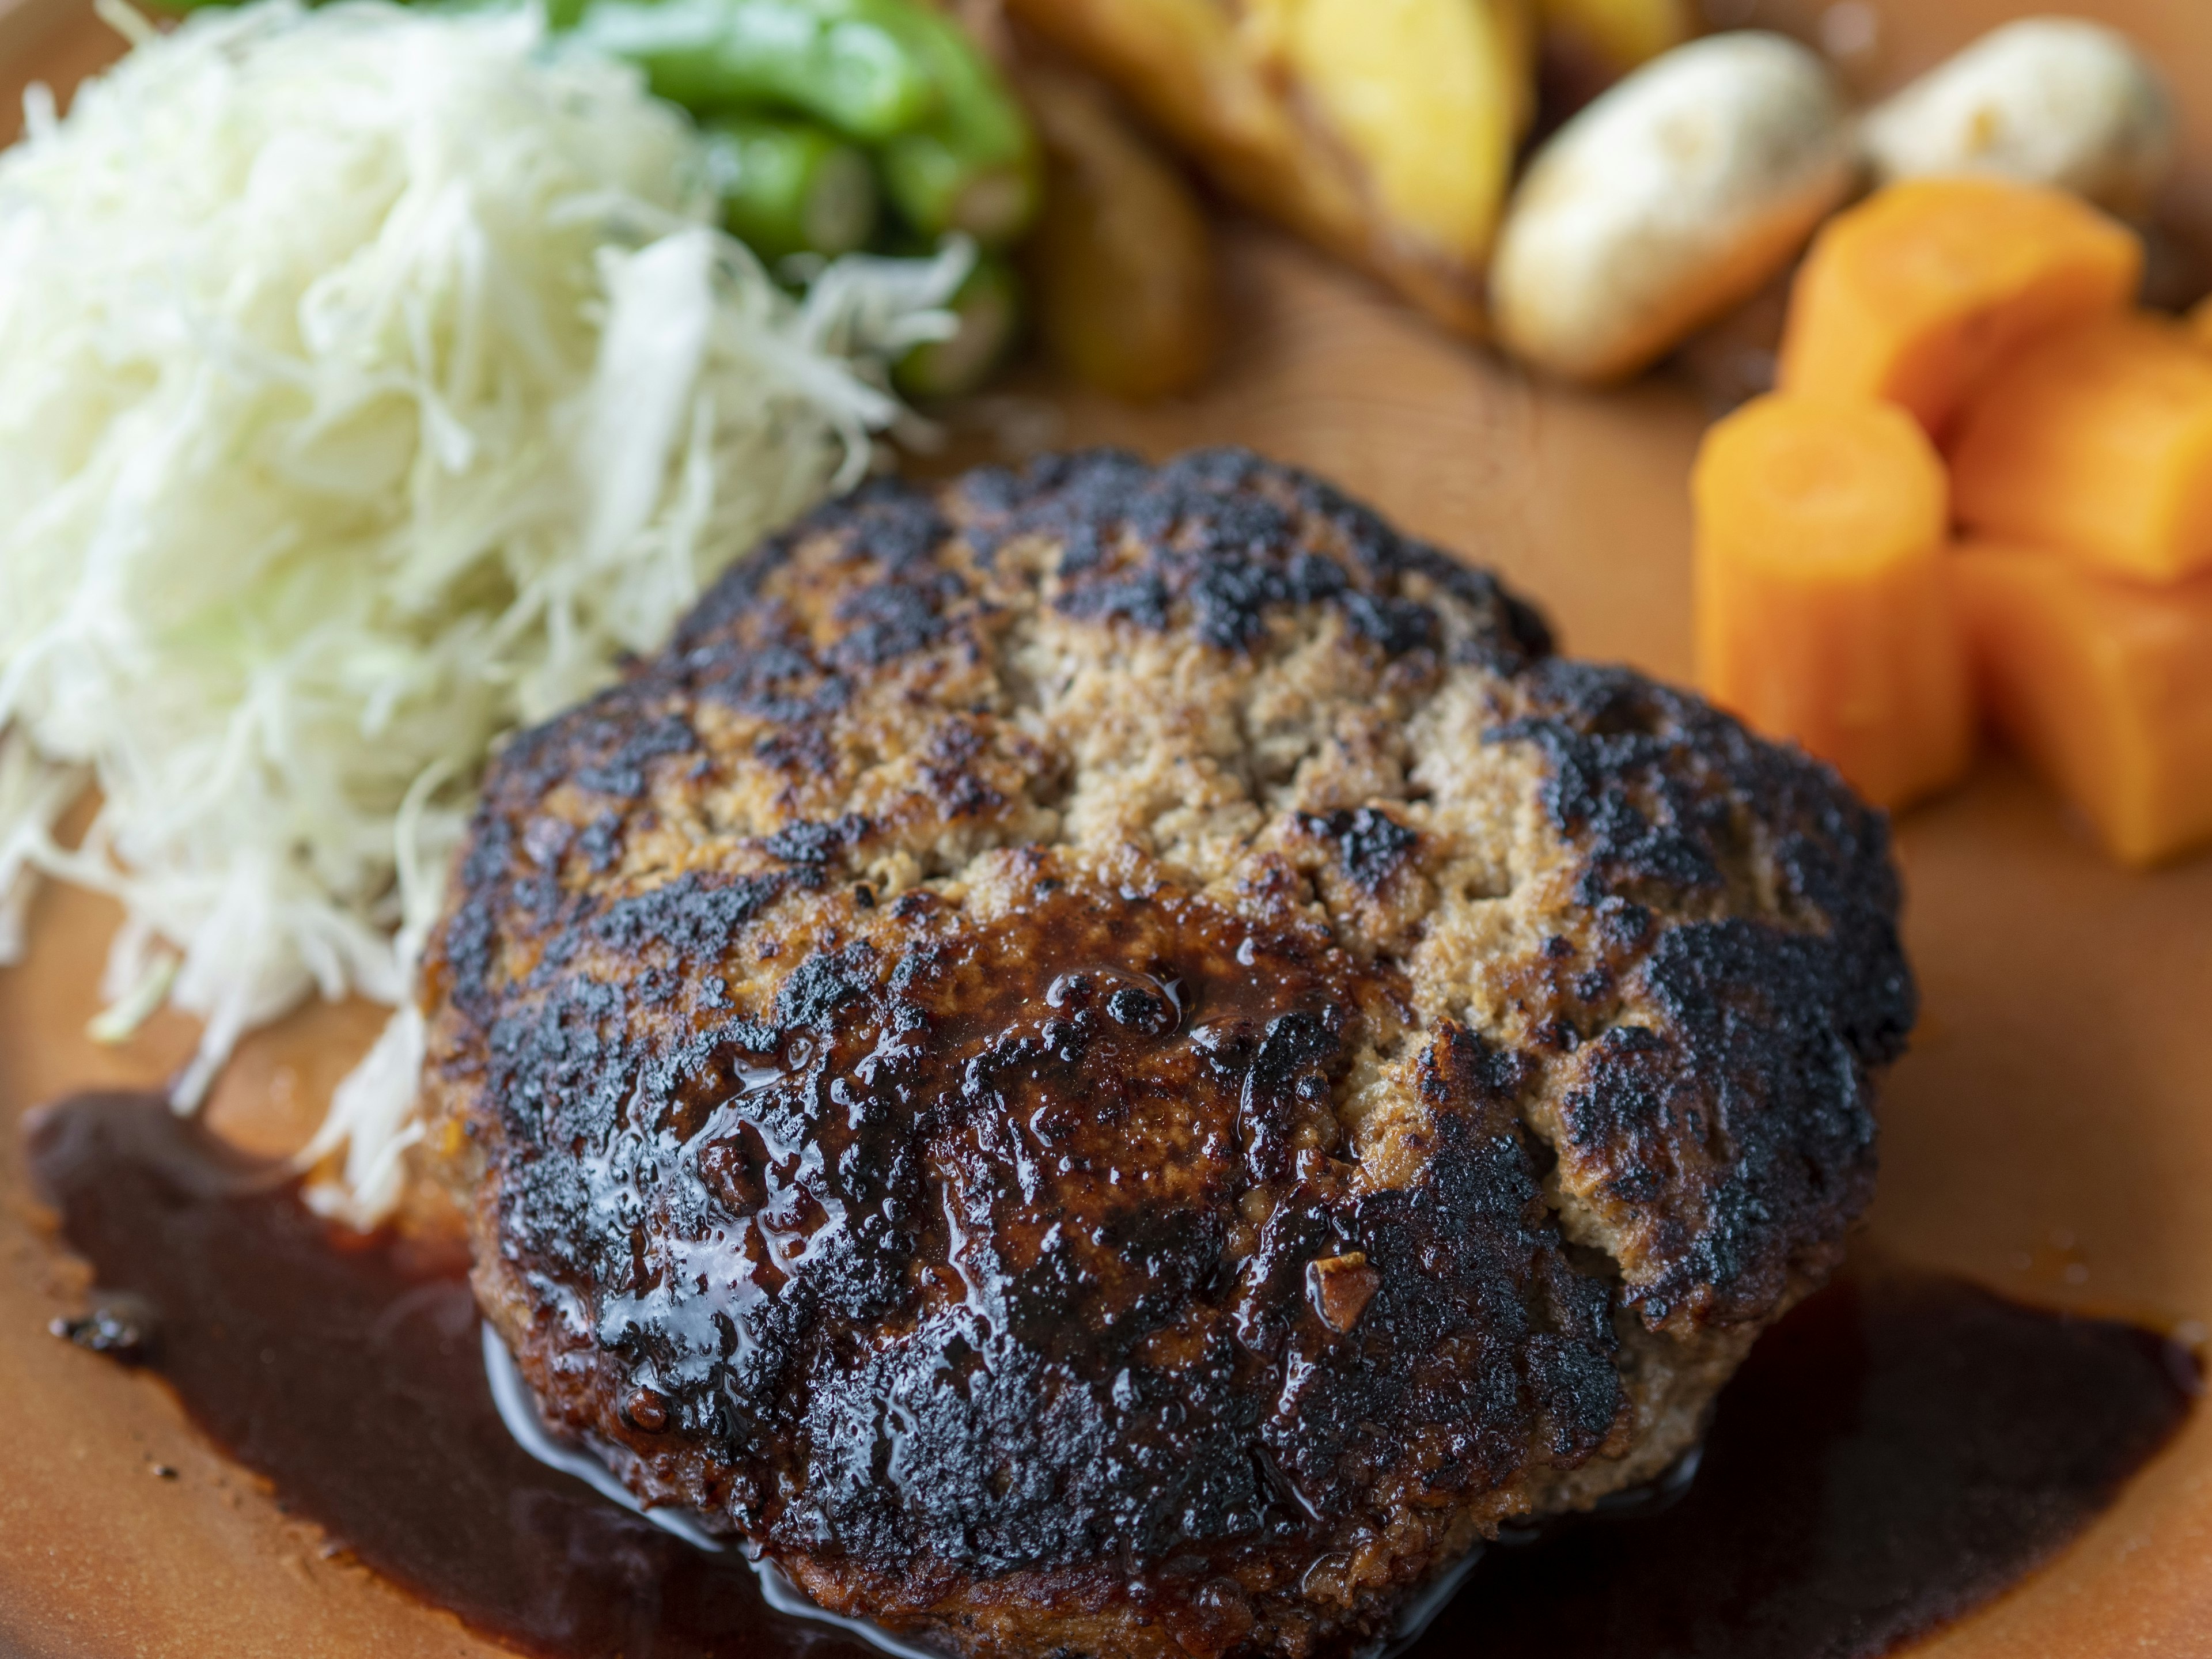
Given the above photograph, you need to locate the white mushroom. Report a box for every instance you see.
[1861,17,2175,219]
[1489,32,1857,385]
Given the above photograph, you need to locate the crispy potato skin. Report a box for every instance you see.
[423,450,1913,1659]
[1019,61,1218,399]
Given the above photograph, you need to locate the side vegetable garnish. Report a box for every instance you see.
[1778,175,2143,439]
[1698,173,2212,867]
[563,0,1036,249]
[1861,17,2175,219]
[0,0,963,1183]
[1955,546,2212,869]
[703,113,878,259]
[1692,393,1971,812]
[552,0,1039,380]
[1950,314,2212,584]
[558,0,946,140]
[1021,61,1215,402]
[160,0,1043,268]
[890,251,1020,399]
[863,0,1038,243]
[1005,0,1530,336]
[1490,31,1854,385]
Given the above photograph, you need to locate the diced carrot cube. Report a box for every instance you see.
[1778,176,2141,438]
[1950,313,2212,584]
[1953,542,2212,866]
[1693,392,1973,810]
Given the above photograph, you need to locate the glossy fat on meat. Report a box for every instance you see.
[418,448,1915,1659]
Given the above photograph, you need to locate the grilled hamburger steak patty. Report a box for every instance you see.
[421,448,1914,1659]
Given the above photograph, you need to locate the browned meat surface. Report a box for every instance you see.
[418,448,1914,1659]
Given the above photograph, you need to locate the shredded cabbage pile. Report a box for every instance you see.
[0,0,963,1215]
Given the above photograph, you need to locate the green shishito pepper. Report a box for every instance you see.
[703,115,877,259]
[563,0,934,143]
[563,0,1037,248]
[893,251,1020,399]
[870,0,1036,245]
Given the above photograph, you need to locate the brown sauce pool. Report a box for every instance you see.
[26,1092,2202,1659]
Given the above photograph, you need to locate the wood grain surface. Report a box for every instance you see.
[3,2,2210,1655]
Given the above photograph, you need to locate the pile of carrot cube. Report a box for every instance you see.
[1693,175,2212,868]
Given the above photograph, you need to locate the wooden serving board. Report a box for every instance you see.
[3,1,2212,1654]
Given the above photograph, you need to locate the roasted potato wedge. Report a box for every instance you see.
[1003,0,1532,334]
[1021,63,1218,399]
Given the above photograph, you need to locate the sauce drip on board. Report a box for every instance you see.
[27,1093,2202,1659]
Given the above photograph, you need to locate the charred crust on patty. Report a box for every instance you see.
[419,448,1914,1659]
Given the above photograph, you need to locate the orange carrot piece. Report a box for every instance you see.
[1950,313,2212,584]
[1777,176,2141,437]
[1954,541,2212,866]
[1693,393,1973,810]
